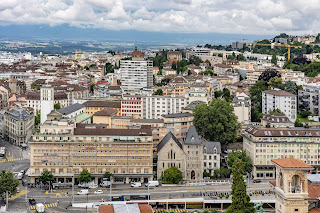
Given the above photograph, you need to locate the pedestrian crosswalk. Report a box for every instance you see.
[30,203,57,210]
[0,157,25,163]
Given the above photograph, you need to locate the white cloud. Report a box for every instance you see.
[0,0,320,35]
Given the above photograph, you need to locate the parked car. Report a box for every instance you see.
[77,189,89,195]
[253,179,261,183]
[145,181,159,187]
[29,198,36,205]
[131,182,142,187]
[88,184,98,189]
[94,190,103,194]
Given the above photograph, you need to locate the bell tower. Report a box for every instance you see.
[40,85,54,124]
[271,158,313,213]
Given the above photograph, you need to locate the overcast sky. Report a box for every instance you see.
[0,0,319,35]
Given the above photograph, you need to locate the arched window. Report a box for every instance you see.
[174,153,176,159]
[171,150,173,159]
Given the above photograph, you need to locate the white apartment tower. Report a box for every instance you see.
[262,88,297,122]
[120,48,153,94]
[40,85,54,124]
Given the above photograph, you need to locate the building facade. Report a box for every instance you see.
[243,126,320,179]
[143,95,187,119]
[4,106,34,146]
[29,120,153,184]
[262,89,297,122]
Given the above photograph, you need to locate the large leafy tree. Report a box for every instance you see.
[35,110,41,126]
[249,80,268,110]
[54,103,61,110]
[78,169,92,183]
[153,89,163,96]
[225,158,254,213]
[161,167,182,184]
[193,98,240,145]
[227,150,252,174]
[267,76,285,90]
[258,69,281,85]
[271,54,277,65]
[284,80,298,95]
[0,170,20,199]
[39,170,54,186]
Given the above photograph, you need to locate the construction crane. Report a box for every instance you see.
[241,42,301,60]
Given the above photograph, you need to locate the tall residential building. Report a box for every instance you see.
[120,48,153,94]
[262,89,297,122]
[142,95,187,119]
[121,95,143,118]
[29,115,153,184]
[40,85,54,124]
[298,82,320,116]
[4,106,34,146]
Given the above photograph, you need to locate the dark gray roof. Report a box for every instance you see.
[57,103,84,115]
[184,126,202,144]
[157,132,183,151]
[162,112,193,118]
[130,119,164,123]
[183,101,204,110]
[202,142,221,154]
[6,108,33,121]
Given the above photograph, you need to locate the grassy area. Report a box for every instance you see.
[297,114,316,122]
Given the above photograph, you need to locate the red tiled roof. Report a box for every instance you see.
[132,48,144,58]
[310,208,320,213]
[308,184,320,200]
[139,204,153,213]
[99,205,114,213]
[269,180,276,187]
[271,158,313,169]
[9,77,16,83]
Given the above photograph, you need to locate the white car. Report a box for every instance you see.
[94,190,103,194]
[88,184,98,189]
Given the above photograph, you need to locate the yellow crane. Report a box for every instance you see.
[241,42,302,60]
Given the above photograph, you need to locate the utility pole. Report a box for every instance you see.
[6,191,8,210]
[72,175,74,205]
[110,176,112,202]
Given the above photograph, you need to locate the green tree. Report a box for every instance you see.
[267,76,285,90]
[105,62,114,74]
[237,54,246,61]
[35,110,41,126]
[161,167,183,184]
[103,172,113,181]
[39,170,54,187]
[188,55,203,66]
[54,103,61,110]
[193,98,240,145]
[90,82,95,94]
[300,110,311,118]
[269,109,283,114]
[271,54,277,65]
[171,62,177,70]
[225,158,254,213]
[302,61,320,77]
[294,120,304,127]
[227,150,252,174]
[0,170,20,199]
[249,80,268,110]
[78,169,92,183]
[203,172,211,178]
[153,89,163,95]
[284,80,298,95]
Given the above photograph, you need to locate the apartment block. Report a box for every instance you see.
[298,83,320,116]
[142,95,187,119]
[121,95,143,118]
[262,89,297,122]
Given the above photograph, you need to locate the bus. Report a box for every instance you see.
[0,147,6,158]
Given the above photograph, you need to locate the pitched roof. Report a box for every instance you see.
[245,126,320,137]
[309,208,320,213]
[202,142,221,154]
[263,89,295,97]
[93,108,118,116]
[138,204,153,213]
[184,126,202,144]
[57,103,84,115]
[157,131,183,151]
[9,77,16,83]
[74,124,152,136]
[308,184,320,200]
[271,158,313,169]
[83,100,121,108]
[162,112,193,118]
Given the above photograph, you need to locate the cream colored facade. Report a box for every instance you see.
[243,127,320,179]
[246,71,263,85]
[272,159,311,213]
[29,117,153,184]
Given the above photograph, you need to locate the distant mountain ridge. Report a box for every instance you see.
[0,24,271,45]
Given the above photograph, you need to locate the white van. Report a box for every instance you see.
[131,182,141,187]
[77,189,89,195]
[145,181,159,187]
